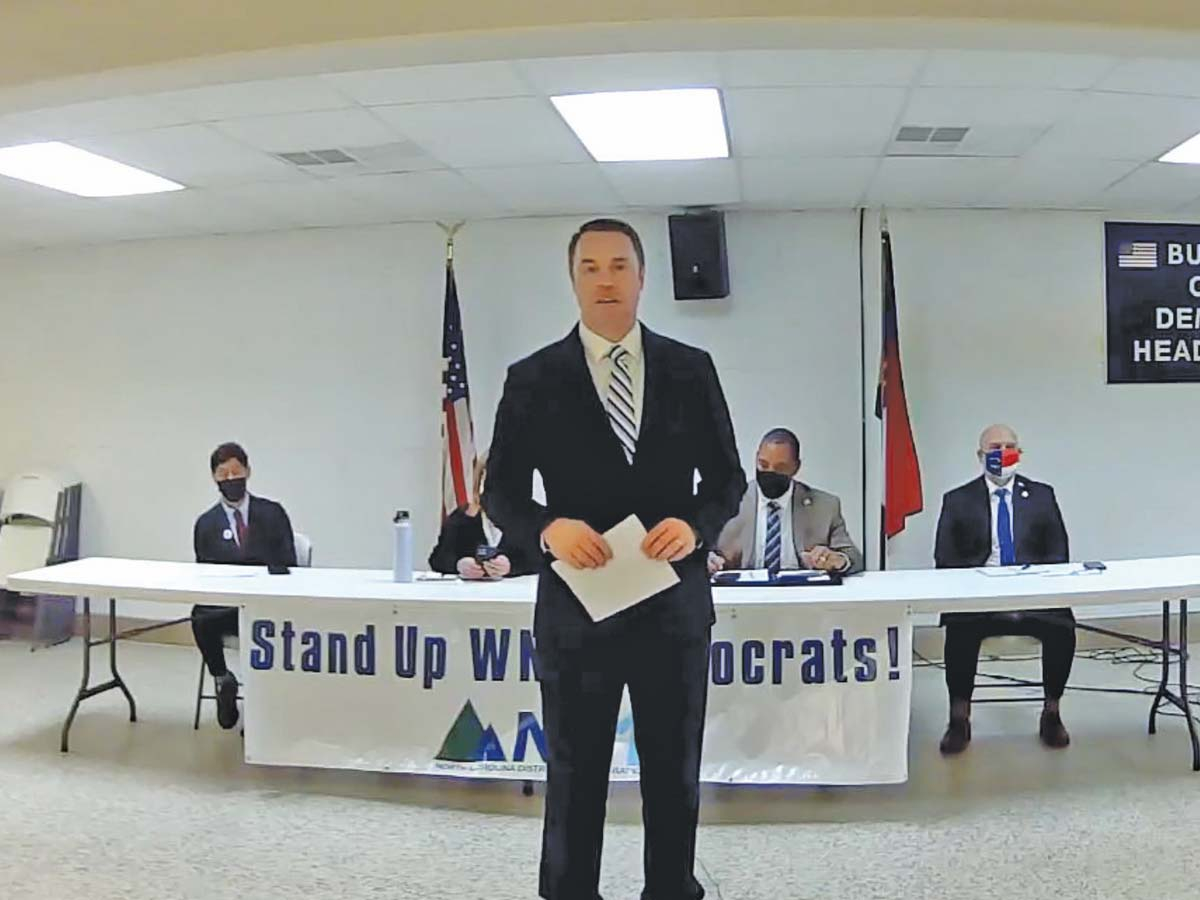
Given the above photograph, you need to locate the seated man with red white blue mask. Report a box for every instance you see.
[932,424,1074,755]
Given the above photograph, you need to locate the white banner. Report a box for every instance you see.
[241,597,912,785]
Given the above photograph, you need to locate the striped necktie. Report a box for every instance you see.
[764,501,782,572]
[606,345,638,464]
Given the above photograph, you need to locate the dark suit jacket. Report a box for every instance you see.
[194,495,297,568]
[934,475,1068,569]
[934,475,1069,624]
[427,506,538,576]
[484,324,745,651]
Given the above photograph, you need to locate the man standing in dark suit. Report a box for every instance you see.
[934,424,1073,755]
[192,441,296,729]
[484,219,745,900]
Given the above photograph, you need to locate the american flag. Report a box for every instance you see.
[441,259,476,518]
[1117,241,1158,269]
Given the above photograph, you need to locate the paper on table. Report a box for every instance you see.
[974,566,1052,577]
[550,514,681,622]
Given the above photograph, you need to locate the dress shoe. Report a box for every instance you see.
[939,717,971,755]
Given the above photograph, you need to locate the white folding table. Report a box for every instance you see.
[9,556,1200,769]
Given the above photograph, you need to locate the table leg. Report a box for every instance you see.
[1149,600,1170,736]
[1177,599,1199,771]
[60,597,91,753]
[109,599,137,722]
[60,596,139,753]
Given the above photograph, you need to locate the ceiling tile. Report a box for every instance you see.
[981,158,1135,207]
[226,180,390,228]
[901,87,1081,128]
[322,62,532,106]
[517,53,721,96]
[108,186,296,235]
[373,98,588,167]
[75,124,299,187]
[461,164,620,214]
[920,51,1116,89]
[600,159,740,207]
[0,95,191,142]
[718,50,924,88]
[739,157,877,208]
[866,156,1019,206]
[1029,92,1200,161]
[153,77,356,121]
[725,87,907,157]
[0,198,166,246]
[213,108,398,153]
[1093,162,1200,210]
[341,170,503,220]
[1094,59,1200,99]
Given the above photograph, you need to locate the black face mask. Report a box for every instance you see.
[218,477,247,504]
[756,470,792,500]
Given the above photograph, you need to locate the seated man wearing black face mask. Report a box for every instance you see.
[711,428,863,575]
[192,441,296,729]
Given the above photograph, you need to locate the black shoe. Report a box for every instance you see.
[939,717,971,755]
[215,673,240,730]
[1039,710,1070,749]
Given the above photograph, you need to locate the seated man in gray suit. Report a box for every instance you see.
[711,428,863,575]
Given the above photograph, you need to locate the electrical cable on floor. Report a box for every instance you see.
[912,645,1200,717]
[696,855,725,900]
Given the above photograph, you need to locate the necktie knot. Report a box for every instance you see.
[996,488,1009,500]
[768,501,780,513]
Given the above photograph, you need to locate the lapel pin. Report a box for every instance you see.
[802,497,812,507]
[223,528,234,541]
[1021,490,1029,499]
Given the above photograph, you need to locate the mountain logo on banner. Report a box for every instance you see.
[436,700,504,762]
[435,700,547,763]
[1117,241,1159,269]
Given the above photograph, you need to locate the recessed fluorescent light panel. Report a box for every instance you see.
[551,88,729,162]
[0,141,185,197]
[1160,131,1200,165]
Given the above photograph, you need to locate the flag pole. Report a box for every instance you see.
[436,220,467,522]
[857,208,869,570]
[879,208,890,571]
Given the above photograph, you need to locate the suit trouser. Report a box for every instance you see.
[191,604,238,677]
[943,609,1076,703]
[537,625,710,900]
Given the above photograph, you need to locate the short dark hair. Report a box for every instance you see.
[568,218,645,273]
[760,428,801,463]
[210,442,248,473]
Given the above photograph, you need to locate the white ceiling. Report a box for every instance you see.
[4,48,1200,249]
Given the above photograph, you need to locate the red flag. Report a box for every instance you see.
[875,228,922,543]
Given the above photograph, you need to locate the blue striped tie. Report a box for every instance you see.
[764,501,782,572]
[606,345,638,464]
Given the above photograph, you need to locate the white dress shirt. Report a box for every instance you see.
[481,512,503,548]
[753,482,800,569]
[578,320,645,432]
[221,493,251,547]
[985,477,1018,567]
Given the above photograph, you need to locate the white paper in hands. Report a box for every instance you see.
[550,514,681,622]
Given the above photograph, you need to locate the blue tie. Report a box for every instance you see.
[996,488,1016,566]
[764,501,782,573]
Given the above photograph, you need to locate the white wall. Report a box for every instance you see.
[0,211,866,576]
[878,209,1200,570]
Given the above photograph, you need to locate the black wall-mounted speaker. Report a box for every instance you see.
[668,211,730,300]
